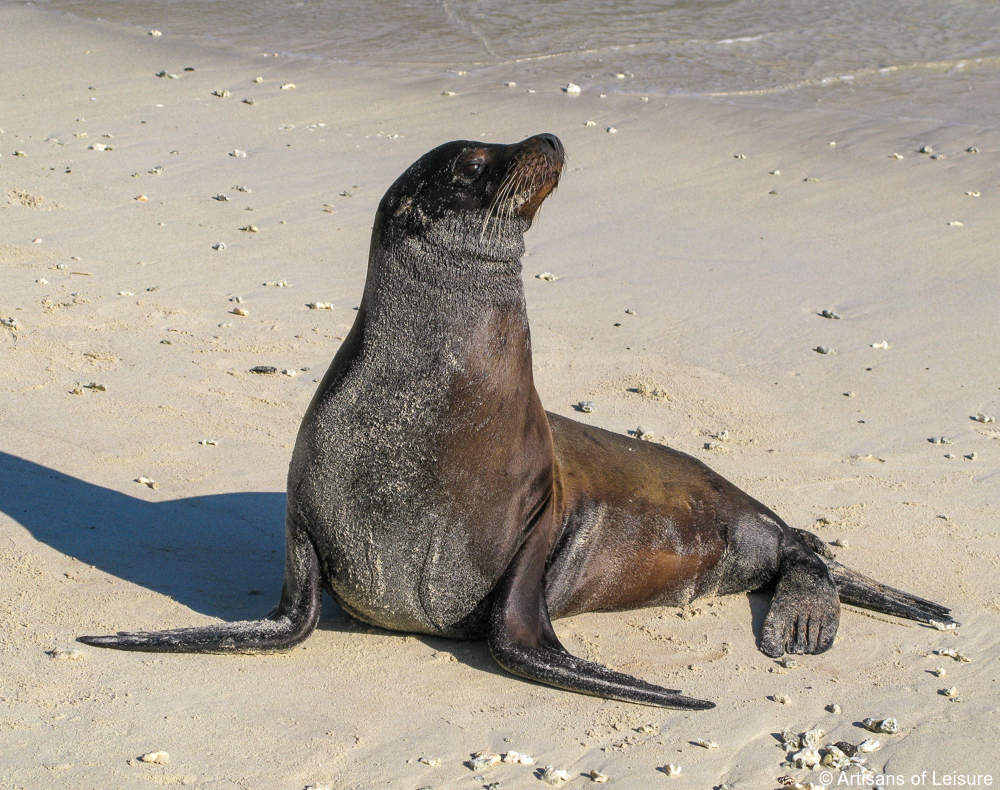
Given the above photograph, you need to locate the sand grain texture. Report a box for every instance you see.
[1,4,998,788]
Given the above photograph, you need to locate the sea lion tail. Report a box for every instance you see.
[821,557,958,627]
[78,516,323,653]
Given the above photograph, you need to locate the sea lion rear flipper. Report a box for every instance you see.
[488,512,715,710]
[822,557,957,626]
[78,516,322,653]
[760,545,841,657]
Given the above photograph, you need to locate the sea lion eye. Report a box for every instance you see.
[458,158,484,179]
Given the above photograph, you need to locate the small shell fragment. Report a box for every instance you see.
[947,221,964,227]
[417,757,441,767]
[542,766,572,786]
[468,753,501,771]
[148,29,162,36]
[240,225,258,233]
[563,83,582,94]
[502,751,535,765]
[606,126,618,134]
[590,770,609,783]
[48,648,85,660]
[441,90,457,97]
[135,477,159,489]
[212,242,227,251]
[211,89,230,98]
[973,413,995,423]
[832,538,849,548]
[88,143,108,151]
[230,149,247,158]
[307,302,334,310]
[693,738,718,749]
[231,307,249,316]
[242,98,256,105]
[862,717,898,734]
[85,382,107,391]
[781,730,801,749]
[213,194,230,201]
[857,739,881,753]
[280,83,296,90]
[264,279,289,287]
[535,272,559,281]
[827,703,842,714]
[820,309,841,319]
[662,764,682,777]
[936,648,971,662]
[1,317,19,328]
[577,401,596,413]
[801,729,826,748]
[282,369,297,377]
[814,346,835,355]
[942,686,959,698]
[890,152,904,159]
[779,656,799,668]
[791,747,821,768]
[773,693,792,704]
[637,724,658,734]
[919,145,933,154]
[931,619,957,630]
[138,751,169,764]
[870,341,889,349]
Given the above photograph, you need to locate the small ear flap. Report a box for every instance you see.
[393,198,413,217]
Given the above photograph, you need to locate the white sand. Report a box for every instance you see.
[2,4,997,788]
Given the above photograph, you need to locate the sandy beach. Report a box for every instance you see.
[2,3,998,788]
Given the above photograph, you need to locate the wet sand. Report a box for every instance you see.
[2,4,998,788]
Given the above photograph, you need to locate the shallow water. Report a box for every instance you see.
[28,0,1000,101]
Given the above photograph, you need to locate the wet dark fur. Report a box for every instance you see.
[80,134,956,709]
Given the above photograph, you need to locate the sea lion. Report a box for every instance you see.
[80,133,956,709]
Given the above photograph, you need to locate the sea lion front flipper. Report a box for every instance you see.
[78,515,322,654]
[488,510,715,710]
[760,545,840,657]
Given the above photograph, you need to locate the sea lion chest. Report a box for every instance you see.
[287,292,549,638]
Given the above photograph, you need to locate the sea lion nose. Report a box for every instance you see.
[537,133,562,152]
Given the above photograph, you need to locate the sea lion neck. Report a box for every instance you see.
[361,212,530,330]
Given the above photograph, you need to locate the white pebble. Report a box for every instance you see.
[774,693,792,704]
[212,243,227,251]
[973,413,995,423]
[590,770,609,783]
[148,29,162,36]
[542,766,572,785]
[88,143,108,151]
[307,302,334,310]
[814,346,835,355]
[563,83,582,94]
[418,757,441,767]
[870,341,889,349]
[230,149,247,158]
[606,126,618,134]
[468,753,500,771]
[282,369,297,377]
[535,272,559,281]
[663,764,682,777]
[138,751,169,764]
[231,307,249,316]
[135,476,159,489]
[281,83,297,90]
[198,439,219,446]
[857,739,881,753]
[48,648,85,660]
[947,221,964,227]
[943,686,958,698]
[502,751,535,765]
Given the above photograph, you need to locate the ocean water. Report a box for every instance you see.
[28,0,1000,102]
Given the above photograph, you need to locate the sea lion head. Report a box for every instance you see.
[373,134,565,253]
